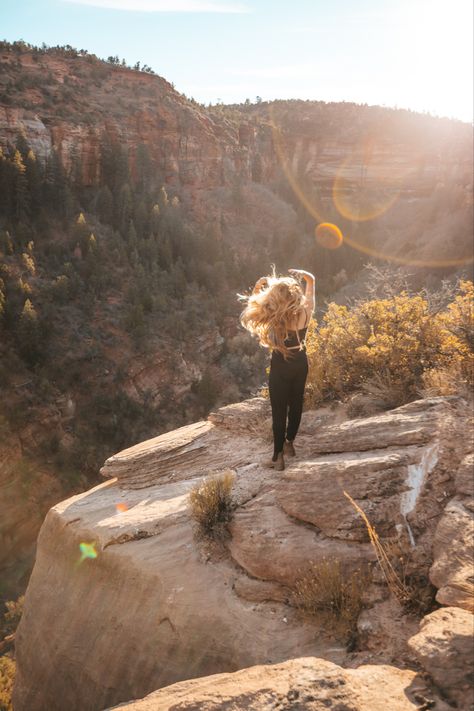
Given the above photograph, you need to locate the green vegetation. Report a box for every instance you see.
[0,121,268,484]
[188,470,235,540]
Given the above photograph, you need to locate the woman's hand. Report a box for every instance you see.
[289,269,315,311]
[288,268,314,280]
[253,277,268,294]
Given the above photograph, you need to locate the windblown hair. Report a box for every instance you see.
[240,271,306,359]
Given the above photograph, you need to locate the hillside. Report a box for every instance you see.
[0,39,473,599]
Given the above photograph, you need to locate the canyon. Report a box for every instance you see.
[0,46,473,707]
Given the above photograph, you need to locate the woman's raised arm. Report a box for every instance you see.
[288,269,315,313]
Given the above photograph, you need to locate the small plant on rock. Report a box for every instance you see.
[189,469,235,541]
[292,558,366,641]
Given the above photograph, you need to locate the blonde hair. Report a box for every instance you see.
[239,270,306,359]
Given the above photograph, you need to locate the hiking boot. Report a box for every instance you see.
[284,439,296,457]
[267,452,285,471]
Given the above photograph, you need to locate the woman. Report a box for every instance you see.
[240,267,315,471]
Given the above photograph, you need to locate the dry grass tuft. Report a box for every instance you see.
[343,491,434,613]
[292,558,366,641]
[344,491,412,604]
[189,470,235,541]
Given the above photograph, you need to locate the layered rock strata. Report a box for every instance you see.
[13,396,471,711]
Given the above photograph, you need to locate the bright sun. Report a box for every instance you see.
[397,0,473,121]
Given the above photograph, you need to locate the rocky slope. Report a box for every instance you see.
[13,395,473,711]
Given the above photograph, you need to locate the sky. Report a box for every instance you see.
[1,0,473,122]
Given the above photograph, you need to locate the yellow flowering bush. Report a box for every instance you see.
[306,281,473,408]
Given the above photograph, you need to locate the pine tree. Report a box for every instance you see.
[118,183,132,234]
[25,148,42,214]
[0,148,14,217]
[0,277,5,320]
[13,149,30,221]
[158,186,169,210]
[43,149,68,216]
[15,130,31,161]
[17,298,42,365]
[134,199,148,239]
[135,143,152,191]
[96,185,114,224]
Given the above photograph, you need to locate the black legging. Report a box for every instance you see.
[269,348,308,457]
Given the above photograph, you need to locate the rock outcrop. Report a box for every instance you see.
[13,396,472,711]
[105,657,451,711]
[429,496,474,611]
[408,607,474,708]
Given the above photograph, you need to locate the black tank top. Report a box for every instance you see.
[283,310,310,349]
[284,325,309,349]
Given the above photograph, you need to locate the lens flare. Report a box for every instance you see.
[268,104,473,269]
[79,542,98,563]
[315,222,343,249]
[116,503,128,513]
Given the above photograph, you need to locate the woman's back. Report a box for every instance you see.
[283,307,311,350]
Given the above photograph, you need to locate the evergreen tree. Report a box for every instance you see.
[0,277,5,321]
[43,149,69,217]
[17,298,42,365]
[134,199,148,239]
[13,149,30,221]
[135,143,152,192]
[25,148,43,215]
[0,148,14,217]
[96,185,114,224]
[158,186,169,211]
[15,130,31,161]
[118,183,132,234]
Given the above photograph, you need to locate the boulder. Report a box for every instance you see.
[429,496,474,611]
[408,607,474,707]
[105,657,449,711]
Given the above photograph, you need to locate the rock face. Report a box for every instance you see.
[429,496,474,611]
[429,448,474,612]
[13,396,471,711]
[105,657,449,711]
[1,48,472,269]
[408,607,474,708]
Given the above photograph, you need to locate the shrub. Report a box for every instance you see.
[420,362,466,398]
[189,470,235,540]
[306,281,474,408]
[0,656,14,711]
[292,558,366,641]
[2,597,24,636]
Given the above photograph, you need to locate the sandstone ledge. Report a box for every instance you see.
[13,396,472,711]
